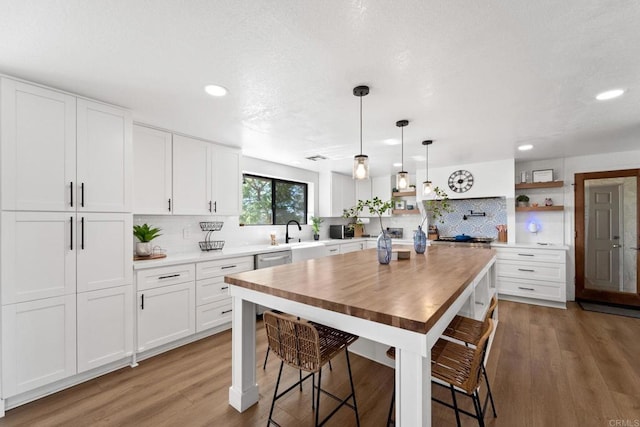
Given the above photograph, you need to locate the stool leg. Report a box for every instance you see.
[315,368,322,427]
[386,386,395,426]
[267,361,285,427]
[482,364,497,417]
[263,347,270,370]
[473,390,485,427]
[345,349,360,427]
[450,384,461,427]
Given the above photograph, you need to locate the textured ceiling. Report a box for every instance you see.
[1,0,638,177]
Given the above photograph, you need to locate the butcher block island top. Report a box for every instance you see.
[224,245,496,334]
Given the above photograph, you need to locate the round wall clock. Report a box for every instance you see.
[448,169,474,193]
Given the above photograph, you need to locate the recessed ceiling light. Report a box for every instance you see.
[384,139,400,146]
[393,162,402,167]
[204,84,228,97]
[595,89,624,101]
[518,144,533,151]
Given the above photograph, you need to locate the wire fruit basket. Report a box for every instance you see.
[199,221,225,251]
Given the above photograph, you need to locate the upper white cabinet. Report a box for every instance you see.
[1,79,76,212]
[371,176,392,217]
[319,172,356,217]
[355,179,372,216]
[77,99,132,213]
[172,135,212,215]
[211,145,242,216]
[132,125,173,214]
[0,79,132,213]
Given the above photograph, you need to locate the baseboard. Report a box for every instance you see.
[498,294,566,309]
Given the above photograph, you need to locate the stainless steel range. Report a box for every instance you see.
[431,236,494,248]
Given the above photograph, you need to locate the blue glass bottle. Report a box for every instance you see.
[413,225,427,254]
[377,231,392,264]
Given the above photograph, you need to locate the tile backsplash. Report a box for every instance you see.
[428,197,507,238]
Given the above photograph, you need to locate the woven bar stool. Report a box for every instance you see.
[431,319,494,427]
[442,296,498,417]
[263,310,360,427]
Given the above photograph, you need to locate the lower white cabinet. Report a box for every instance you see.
[1,295,76,397]
[137,281,196,352]
[77,285,133,373]
[495,246,567,305]
[196,299,233,332]
[340,241,365,254]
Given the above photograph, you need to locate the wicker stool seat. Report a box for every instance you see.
[264,311,360,427]
[431,319,494,427]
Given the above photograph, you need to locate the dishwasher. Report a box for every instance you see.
[254,250,292,315]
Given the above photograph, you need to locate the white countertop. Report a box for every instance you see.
[491,242,569,250]
[133,237,416,270]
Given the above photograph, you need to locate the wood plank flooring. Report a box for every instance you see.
[1,301,639,426]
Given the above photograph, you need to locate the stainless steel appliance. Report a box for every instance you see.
[254,250,292,314]
[431,236,493,248]
[329,225,354,239]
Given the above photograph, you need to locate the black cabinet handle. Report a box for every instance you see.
[518,286,535,291]
[518,268,535,272]
[70,216,73,250]
[168,198,172,211]
[221,286,229,290]
[518,253,534,257]
[209,201,212,212]
[214,201,217,212]
[158,274,180,280]
[222,309,232,315]
[141,294,144,310]
[70,182,74,207]
[221,265,237,270]
[81,182,85,207]
[81,217,85,250]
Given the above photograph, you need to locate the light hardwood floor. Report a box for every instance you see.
[1,301,639,426]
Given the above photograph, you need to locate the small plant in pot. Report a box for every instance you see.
[357,197,394,264]
[310,216,323,240]
[516,194,530,207]
[133,224,162,257]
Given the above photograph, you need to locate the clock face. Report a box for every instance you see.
[448,170,474,193]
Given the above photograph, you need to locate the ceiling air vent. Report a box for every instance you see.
[305,155,328,161]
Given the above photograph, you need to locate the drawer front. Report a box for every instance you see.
[497,259,565,283]
[326,245,340,256]
[196,276,230,306]
[196,256,253,280]
[196,299,232,332]
[136,264,195,291]
[340,242,364,254]
[498,277,564,301]
[496,247,565,263]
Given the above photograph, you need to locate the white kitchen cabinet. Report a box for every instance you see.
[495,246,567,306]
[195,256,253,332]
[326,244,341,256]
[136,263,196,291]
[319,172,356,217]
[340,241,365,254]
[372,176,392,217]
[76,213,133,293]
[355,179,372,216]
[172,134,212,215]
[1,211,76,304]
[76,99,132,213]
[77,285,133,373]
[137,282,196,352]
[211,145,242,216]
[132,125,173,214]
[1,78,76,212]
[1,295,76,397]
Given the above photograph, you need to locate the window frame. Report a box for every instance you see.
[241,173,308,226]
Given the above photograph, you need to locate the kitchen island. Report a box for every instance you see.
[224,245,496,427]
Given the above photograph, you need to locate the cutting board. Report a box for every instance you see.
[133,253,167,261]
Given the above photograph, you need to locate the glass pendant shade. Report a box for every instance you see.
[422,180,433,196]
[396,171,409,190]
[353,85,370,180]
[353,154,369,180]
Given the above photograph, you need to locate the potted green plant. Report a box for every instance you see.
[133,223,162,256]
[342,205,365,237]
[310,216,323,240]
[516,194,530,207]
[357,197,394,264]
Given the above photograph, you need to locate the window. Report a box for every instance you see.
[241,174,308,225]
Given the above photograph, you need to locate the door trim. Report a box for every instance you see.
[575,168,640,307]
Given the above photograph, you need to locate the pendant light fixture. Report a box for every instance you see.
[422,140,433,196]
[352,85,370,180]
[395,120,409,190]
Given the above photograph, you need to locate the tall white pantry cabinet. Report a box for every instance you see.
[0,78,133,404]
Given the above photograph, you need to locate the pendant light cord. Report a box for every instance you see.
[426,142,429,180]
[401,126,404,170]
[359,95,363,155]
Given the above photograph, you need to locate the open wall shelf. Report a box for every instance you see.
[515,181,564,190]
[516,205,564,212]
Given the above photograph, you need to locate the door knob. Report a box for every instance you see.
[611,244,621,248]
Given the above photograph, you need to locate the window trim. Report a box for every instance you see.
[242,173,308,225]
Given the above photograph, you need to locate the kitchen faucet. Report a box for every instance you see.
[285,220,302,243]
